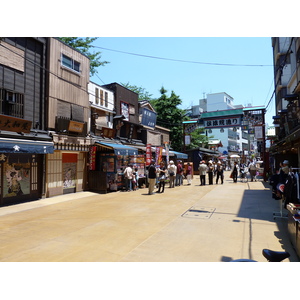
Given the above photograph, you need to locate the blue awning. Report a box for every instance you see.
[0,138,54,154]
[96,142,138,156]
[172,151,188,159]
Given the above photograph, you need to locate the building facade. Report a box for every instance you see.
[270,37,300,170]
[0,37,54,205]
[45,38,92,198]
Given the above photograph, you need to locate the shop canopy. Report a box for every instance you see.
[0,138,54,154]
[96,142,138,156]
[172,151,188,159]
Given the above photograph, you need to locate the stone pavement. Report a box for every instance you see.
[0,171,298,262]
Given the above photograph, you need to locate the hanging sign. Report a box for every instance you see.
[204,116,241,128]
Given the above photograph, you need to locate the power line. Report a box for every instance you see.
[94,45,273,67]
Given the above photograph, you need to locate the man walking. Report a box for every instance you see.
[198,160,208,186]
[148,160,157,195]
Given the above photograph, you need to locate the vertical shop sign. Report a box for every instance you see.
[155,147,163,166]
[89,146,97,170]
[146,143,152,166]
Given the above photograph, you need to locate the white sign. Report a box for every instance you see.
[204,117,241,128]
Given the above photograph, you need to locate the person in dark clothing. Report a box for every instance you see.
[232,161,239,183]
[215,161,224,184]
[207,161,214,185]
[148,160,157,195]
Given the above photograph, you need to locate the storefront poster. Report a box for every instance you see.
[4,161,30,197]
[155,147,163,166]
[62,153,77,189]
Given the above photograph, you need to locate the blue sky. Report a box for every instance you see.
[90,37,275,126]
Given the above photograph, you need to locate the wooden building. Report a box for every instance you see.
[0,37,54,205]
[45,38,92,197]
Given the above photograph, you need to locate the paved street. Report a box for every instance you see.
[0,171,298,262]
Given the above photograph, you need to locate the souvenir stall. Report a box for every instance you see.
[88,142,140,193]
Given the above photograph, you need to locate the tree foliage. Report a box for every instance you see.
[151,87,187,151]
[186,128,213,150]
[58,37,109,76]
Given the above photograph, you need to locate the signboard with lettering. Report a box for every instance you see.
[146,143,152,166]
[141,108,157,129]
[68,120,84,133]
[89,146,97,170]
[0,114,32,133]
[203,116,241,128]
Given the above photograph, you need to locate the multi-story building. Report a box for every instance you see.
[46,38,92,197]
[0,37,54,205]
[270,37,300,169]
[191,92,250,155]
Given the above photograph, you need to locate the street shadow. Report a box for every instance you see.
[236,188,278,222]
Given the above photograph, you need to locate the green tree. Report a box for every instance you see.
[152,87,187,151]
[120,82,153,101]
[58,37,109,76]
[186,128,213,150]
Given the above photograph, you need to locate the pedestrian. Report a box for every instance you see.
[231,161,239,183]
[175,160,183,186]
[168,160,177,188]
[148,160,156,195]
[132,167,139,191]
[215,161,224,184]
[186,162,192,185]
[207,160,214,185]
[157,162,168,193]
[198,160,208,186]
[249,160,257,182]
[123,164,133,191]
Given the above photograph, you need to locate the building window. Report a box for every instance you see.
[95,88,99,105]
[0,88,24,118]
[61,54,80,73]
[100,90,104,106]
[105,92,108,107]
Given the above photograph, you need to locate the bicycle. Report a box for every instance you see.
[231,249,290,262]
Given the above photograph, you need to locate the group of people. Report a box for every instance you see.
[147,160,192,195]
[123,165,140,192]
[198,160,224,185]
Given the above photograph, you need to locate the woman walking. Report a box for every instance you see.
[186,163,192,185]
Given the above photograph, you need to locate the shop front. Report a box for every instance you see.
[88,141,141,193]
[0,137,54,206]
[46,135,92,198]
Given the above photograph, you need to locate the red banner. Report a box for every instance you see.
[89,146,97,170]
[146,144,152,166]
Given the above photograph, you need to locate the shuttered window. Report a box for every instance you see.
[71,104,84,122]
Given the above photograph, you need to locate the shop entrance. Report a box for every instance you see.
[62,153,78,194]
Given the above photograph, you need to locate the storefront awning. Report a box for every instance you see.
[0,138,54,154]
[96,142,138,156]
[172,151,188,159]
